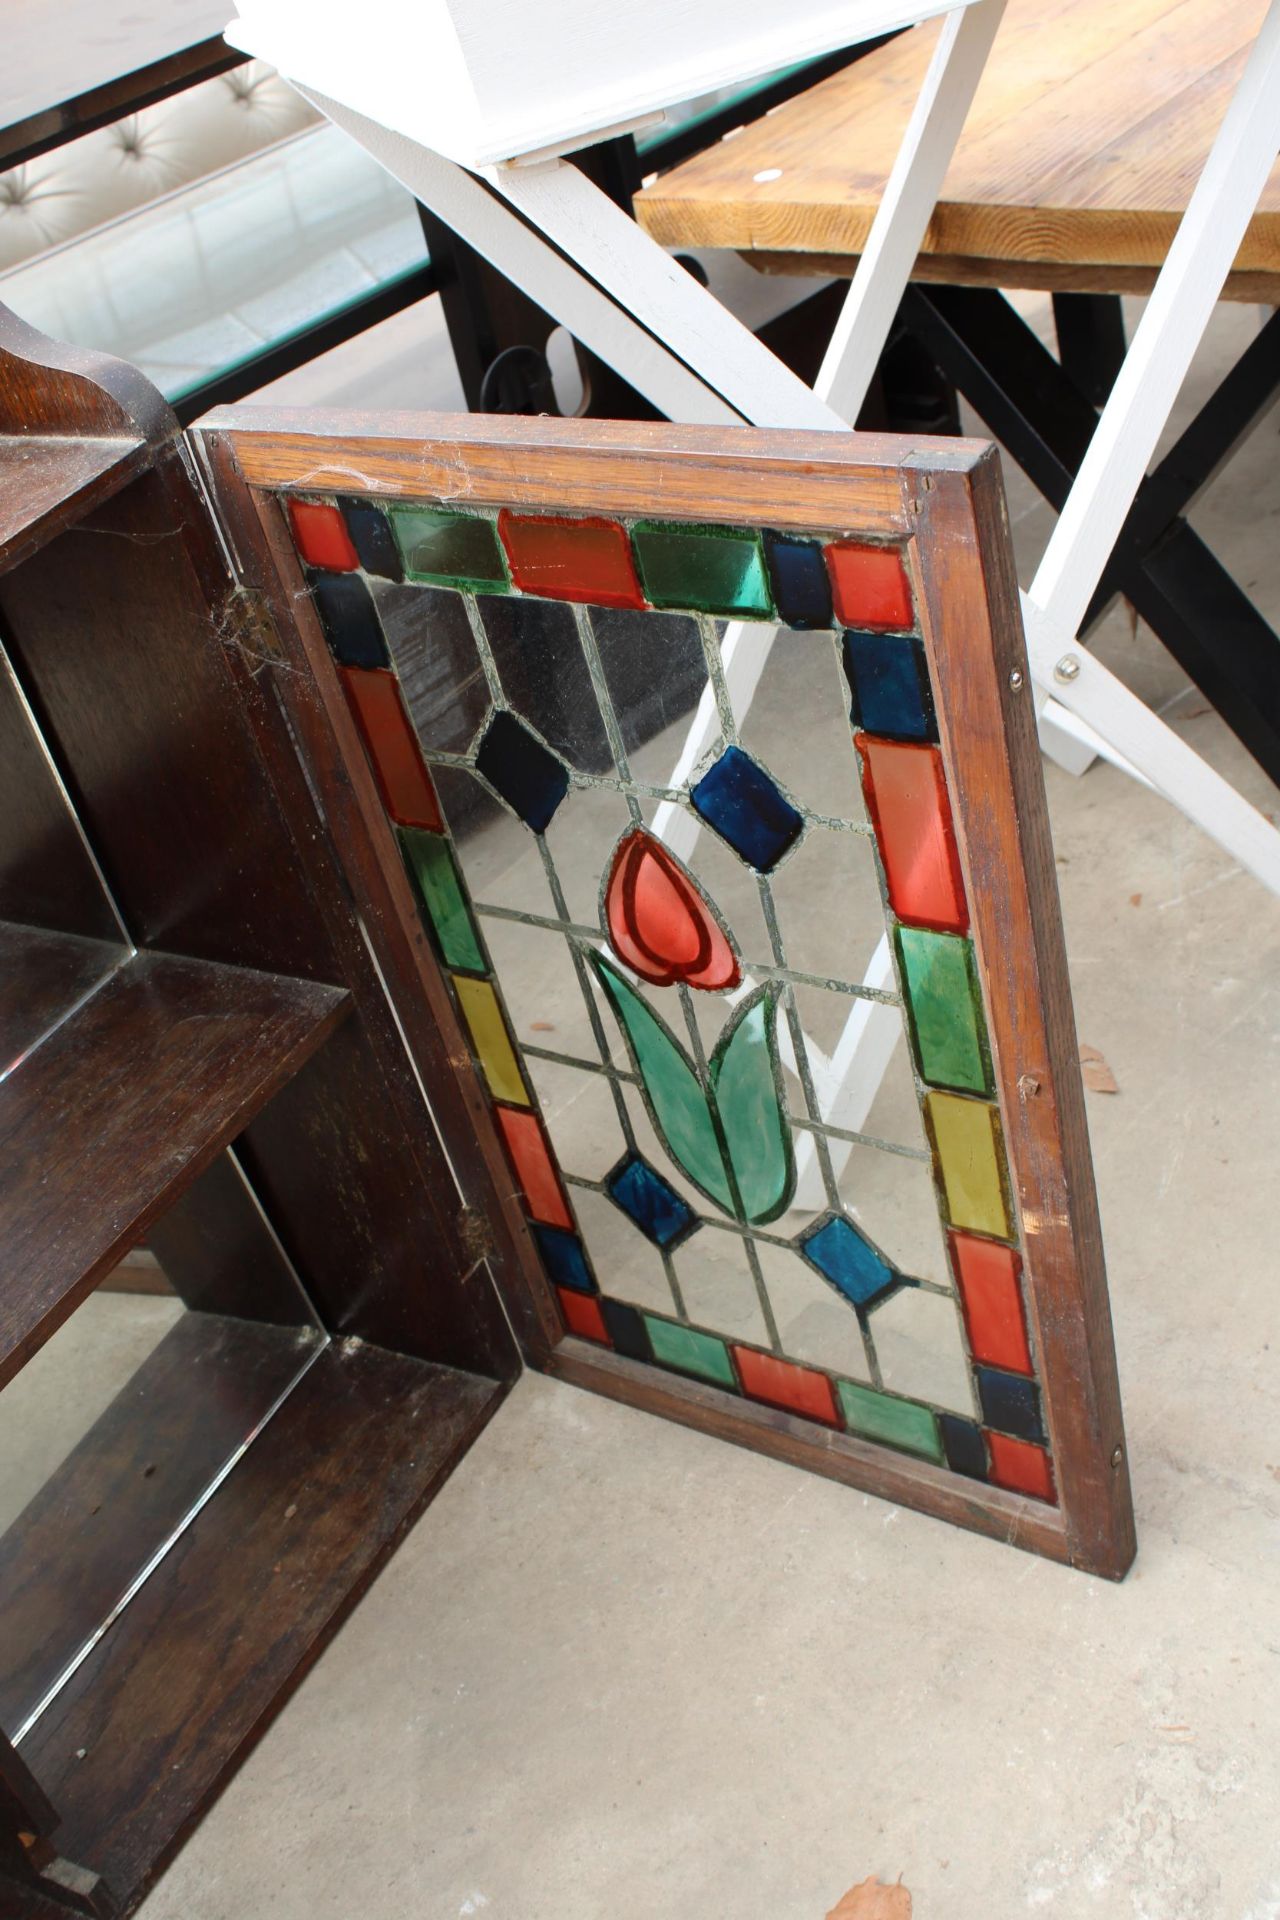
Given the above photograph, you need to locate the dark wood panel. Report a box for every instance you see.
[237,1021,519,1378]
[146,1149,318,1326]
[0,924,125,1070]
[0,949,348,1389]
[19,1343,509,1915]
[0,1312,323,1739]
[0,644,122,945]
[0,459,342,975]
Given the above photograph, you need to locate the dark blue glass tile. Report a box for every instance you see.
[475,710,570,833]
[308,571,389,669]
[599,1296,652,1360]
[976,1366,1045,1444]
[763,532,833,629]
[799,1213,898,1308]
[533,1224,594,1294]
[843,629,937,742]
[939,1413,989,1480]
[605,1153,698,1250]
[340,498,405,581]
[689,745,802,872]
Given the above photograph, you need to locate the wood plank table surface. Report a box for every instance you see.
[634,0,1280,300]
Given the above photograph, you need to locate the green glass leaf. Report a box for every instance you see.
[709,986,794,1224]
[588,954,731,1211]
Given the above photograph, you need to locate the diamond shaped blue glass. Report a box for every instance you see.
[475,711,570,833]
[799,1213,898,1308]
[605,1153,698,1250]
[689,745,802,872]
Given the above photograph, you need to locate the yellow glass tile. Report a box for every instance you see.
[926,1092,1011,1240]
[453,975,529,1105]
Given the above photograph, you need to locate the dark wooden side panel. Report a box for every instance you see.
[0,445,518,1382]
[146,1150,318,1328]
[237,1023,520,1379]
[914,454,1134,1579]
[0,630,120,944]
[19,1344,510,1917]
[0,459,334,976]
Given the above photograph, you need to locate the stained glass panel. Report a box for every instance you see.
[285,492,1056,1510]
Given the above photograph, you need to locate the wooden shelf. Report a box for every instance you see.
[0,1311,325,1739]
[0,922,129,1075]
[0,949,349,1391]
[0,435,153,576]
[14,1342,510,1917]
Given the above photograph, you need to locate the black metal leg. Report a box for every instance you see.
[902,283,1280,790]
[1052,292,1127,406]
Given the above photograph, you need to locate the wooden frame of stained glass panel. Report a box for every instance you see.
[194,412,1135,1580]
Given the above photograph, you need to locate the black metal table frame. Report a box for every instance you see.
[898,284,1280,786]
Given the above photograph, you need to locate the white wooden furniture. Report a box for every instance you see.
[223,0,1280,1190]
[225,0,1007,1203]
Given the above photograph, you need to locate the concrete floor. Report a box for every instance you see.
[129,295,1280,1919]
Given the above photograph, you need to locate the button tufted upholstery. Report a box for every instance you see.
[0,60,429,402]
[0,62,318,271]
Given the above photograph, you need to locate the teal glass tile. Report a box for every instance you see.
[389,506,509,590]
[642,1316,739,1389]
[837,1380,943,1461]
[895,926,992,1095]
[631,522,773,618]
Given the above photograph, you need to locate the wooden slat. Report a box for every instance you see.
[16,1343,509,1916]
[634,0,1280,288]
[0,1312,322,1738]
[0,950,349,1389]
[200,407,990,538]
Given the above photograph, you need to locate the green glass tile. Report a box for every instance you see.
[837,1380,943,1461]
[642,1316,738,1389]
[895,926,992,1095]
[631,522,773,618]
[591,955,731,1212]
[926,1092,1012,1240]
[399,827,483,972]
[389,506,508,590]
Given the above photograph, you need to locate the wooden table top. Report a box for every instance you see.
[635,0,1280,299]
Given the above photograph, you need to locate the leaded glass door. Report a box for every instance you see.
[198,413,1134,1579]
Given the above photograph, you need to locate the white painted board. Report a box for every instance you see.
[226,0,972,166]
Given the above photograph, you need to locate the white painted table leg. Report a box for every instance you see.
[297,87,744,428]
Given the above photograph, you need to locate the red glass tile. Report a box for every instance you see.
[731,1346,840,1426]
[950,1233,1032,1374]
[288,498,359,572]
[558,1287,610,1343]
[987,1432,1056,1503]
[495,1105,573,1230]
[340,667,441,829]
[857,737,967,933]
[498,511,646,609]
[605,827,740,991]
[825,541,913,630]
